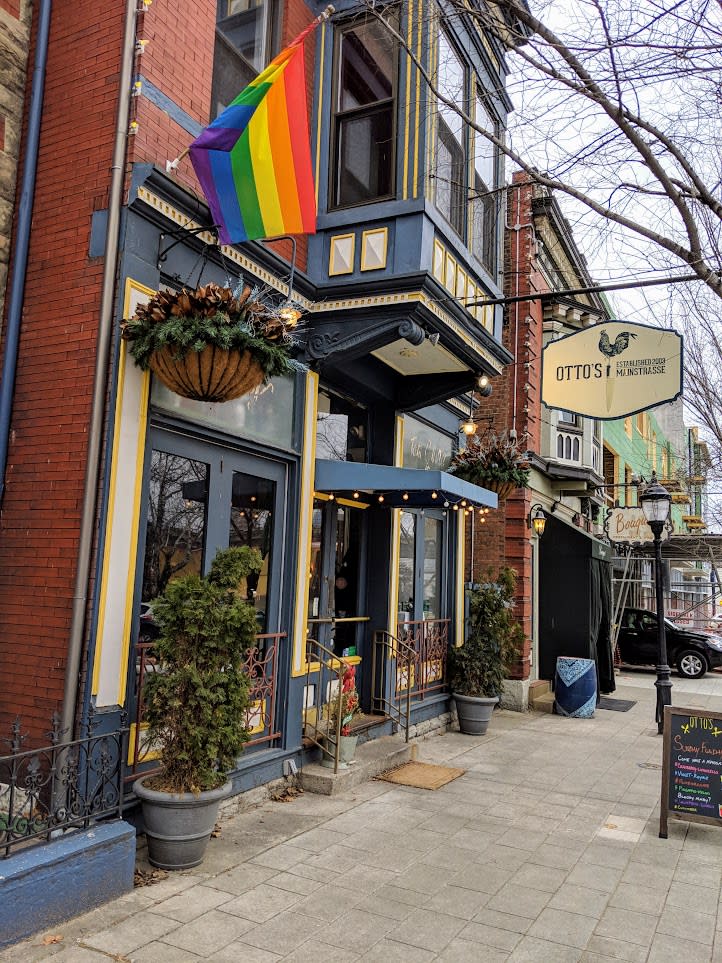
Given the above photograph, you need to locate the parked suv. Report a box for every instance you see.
[617,607,722,679]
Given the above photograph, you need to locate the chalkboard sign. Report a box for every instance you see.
[660,706,722,838]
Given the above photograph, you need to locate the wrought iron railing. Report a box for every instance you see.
[371,630,414,741]
[302,638,354,774]
[128,632,285,781]
[396,618,450,698]
[0,713,127,858]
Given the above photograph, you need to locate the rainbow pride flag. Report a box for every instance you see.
[189,19,320,245]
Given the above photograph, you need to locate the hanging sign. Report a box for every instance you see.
[605,506,669,545]
[660,706,722,838]
[542,321,683,420]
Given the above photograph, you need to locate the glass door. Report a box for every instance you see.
[307,497,368,671]
[397,509,447,625]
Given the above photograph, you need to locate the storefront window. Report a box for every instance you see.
[152,375,296,451]
[316,388,368,462]
[403,415,455,470]
[142,451,209,602]
[228,472,276,628]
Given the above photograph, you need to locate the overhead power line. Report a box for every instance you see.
[466,272,702,308]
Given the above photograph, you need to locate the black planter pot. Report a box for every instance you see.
[134,776,232,870]
[454,693,499,735]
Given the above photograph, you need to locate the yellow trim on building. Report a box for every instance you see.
[387,416,405,639]
[93,278,154,701]
[455,513,466,647]
[412,0,423,197]
[292,371,319,677]
[402,0,414,200]
[360,228,388,271]
[329,232,355,276]
[314,20,326,207]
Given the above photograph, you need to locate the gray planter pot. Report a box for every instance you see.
[320,734,358,769]
[134,776,232,870]
[454,693,500,735]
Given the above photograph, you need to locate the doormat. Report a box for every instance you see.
[598,696,637,712]
[377,761,465,790]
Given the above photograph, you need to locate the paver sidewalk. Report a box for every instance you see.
[4,675,722,963]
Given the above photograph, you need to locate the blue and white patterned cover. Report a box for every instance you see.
[555,657,597,718]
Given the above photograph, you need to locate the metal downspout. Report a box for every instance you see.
[0,0,52,504]
[61,0,138,739]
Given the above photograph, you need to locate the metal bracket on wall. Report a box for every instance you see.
[157,224,216,271]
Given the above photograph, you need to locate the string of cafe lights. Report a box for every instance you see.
[323,491,494,520]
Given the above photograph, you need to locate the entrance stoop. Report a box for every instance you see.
[300,733,412,796]
[529,680,555,714]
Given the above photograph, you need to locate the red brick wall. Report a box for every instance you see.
[130,0,314,270]
[0,1,124,730]
[0,0,319,733]
[467,173,547,681]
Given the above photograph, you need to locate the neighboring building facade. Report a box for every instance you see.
[0,0,521,797]
[469,174,614,708]
[0,0,32,323]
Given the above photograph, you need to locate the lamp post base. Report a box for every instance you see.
[655,667,673,734]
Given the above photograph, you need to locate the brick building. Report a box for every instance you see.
[0,0,523,794]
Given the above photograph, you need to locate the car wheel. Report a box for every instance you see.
[677,650,707,679]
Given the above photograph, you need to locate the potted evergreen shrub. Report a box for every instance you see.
[447,568,524,735]
[121,282,302,403]
[133,546,262,870]
[448,432,530,500]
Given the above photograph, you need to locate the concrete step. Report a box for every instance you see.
[300,733,413,796]
[531,691,556,714]
[529,680,551,703]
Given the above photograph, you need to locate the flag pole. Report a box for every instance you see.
[165,5,334,174]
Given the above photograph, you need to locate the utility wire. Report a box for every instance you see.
[465,272,702,308]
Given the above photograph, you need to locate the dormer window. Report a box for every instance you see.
[332,18,397,208]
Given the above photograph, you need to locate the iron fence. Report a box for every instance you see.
[128,632,285,781]
[0,712,127,858]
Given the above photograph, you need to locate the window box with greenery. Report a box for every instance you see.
[121,282,301,403]
[448,568,524,735]
[448,431,530,500]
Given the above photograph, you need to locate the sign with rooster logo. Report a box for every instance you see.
[541,321,683,420]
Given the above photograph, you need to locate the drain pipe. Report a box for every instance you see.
[0,0,53,505]
[61,0,138,739]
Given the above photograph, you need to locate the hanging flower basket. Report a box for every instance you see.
[448,432,530,502]
[121,283,302,404]
[148,344,265,403]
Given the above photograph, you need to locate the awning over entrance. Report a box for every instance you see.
[314,459,498,509]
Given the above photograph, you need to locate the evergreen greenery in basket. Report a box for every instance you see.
[448,431,530,493]
[121,282,303,402]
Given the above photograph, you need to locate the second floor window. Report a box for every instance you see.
[212,0,283,118]
[472,98,498,273]
[435,32,466,237]
[332,18,397,208]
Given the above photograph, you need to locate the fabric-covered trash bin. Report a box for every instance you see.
[554,656,597,717]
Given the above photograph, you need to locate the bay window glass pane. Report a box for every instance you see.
[474,100,496,188]
[334,17,396,208]
[398,512,416,622]
[437,119,465,235]
[339,22,395,110]
[142,452,209,602]
[336,106,393,206]
[437,33,465,142]
[228,472,275,628]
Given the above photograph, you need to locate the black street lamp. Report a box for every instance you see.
[640,471,673,733]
